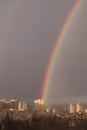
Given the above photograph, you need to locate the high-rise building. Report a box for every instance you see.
[10,99,18,110]
[76,103,83,113]
[18,101,29,111]
[0,99,18,110]
[46,107,50,113]
[69,103,75,113]
[52,108,56,114]
[34,99,45,111]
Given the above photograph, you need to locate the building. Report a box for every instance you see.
[34,99,45,111]
[10,99,18,110]
[69,103,75,113]
[52,108,56,114]
[0,99,18,110]
[0,99,29,112]
[76,103,83,113]
[18,101,29,111]
[46,107,50,113]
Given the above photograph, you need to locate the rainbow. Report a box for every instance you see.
[0,1,24,73]
[41,0,81,101]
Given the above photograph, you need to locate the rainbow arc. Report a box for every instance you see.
[41,0,81,101]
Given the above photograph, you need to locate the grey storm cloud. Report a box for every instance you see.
[0,0,86,104]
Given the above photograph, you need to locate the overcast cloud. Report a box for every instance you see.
[0,0,87,104]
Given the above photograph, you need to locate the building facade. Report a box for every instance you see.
[34,99,45,111]
[69,103,75,113]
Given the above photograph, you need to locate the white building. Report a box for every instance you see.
[46,107,50,113]
[76,103,83,113]
[18,101,29,111]
[34,99,45,111]
[52,108,56,114]
[69,103,75,113]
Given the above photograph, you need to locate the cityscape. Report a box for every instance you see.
[0,99,86,129]
[0,0,87,130]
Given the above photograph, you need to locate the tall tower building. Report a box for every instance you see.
[76,103,83,113]
[69,103,75,113]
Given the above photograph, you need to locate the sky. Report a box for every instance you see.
[0,0,87,104]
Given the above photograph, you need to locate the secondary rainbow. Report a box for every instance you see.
[0,0,24,73]
[41,0,81,101]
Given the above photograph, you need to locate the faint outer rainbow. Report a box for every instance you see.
[41,0,81,101]
[0,0,24,74]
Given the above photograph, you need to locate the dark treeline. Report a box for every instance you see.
[1,114,87,130]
